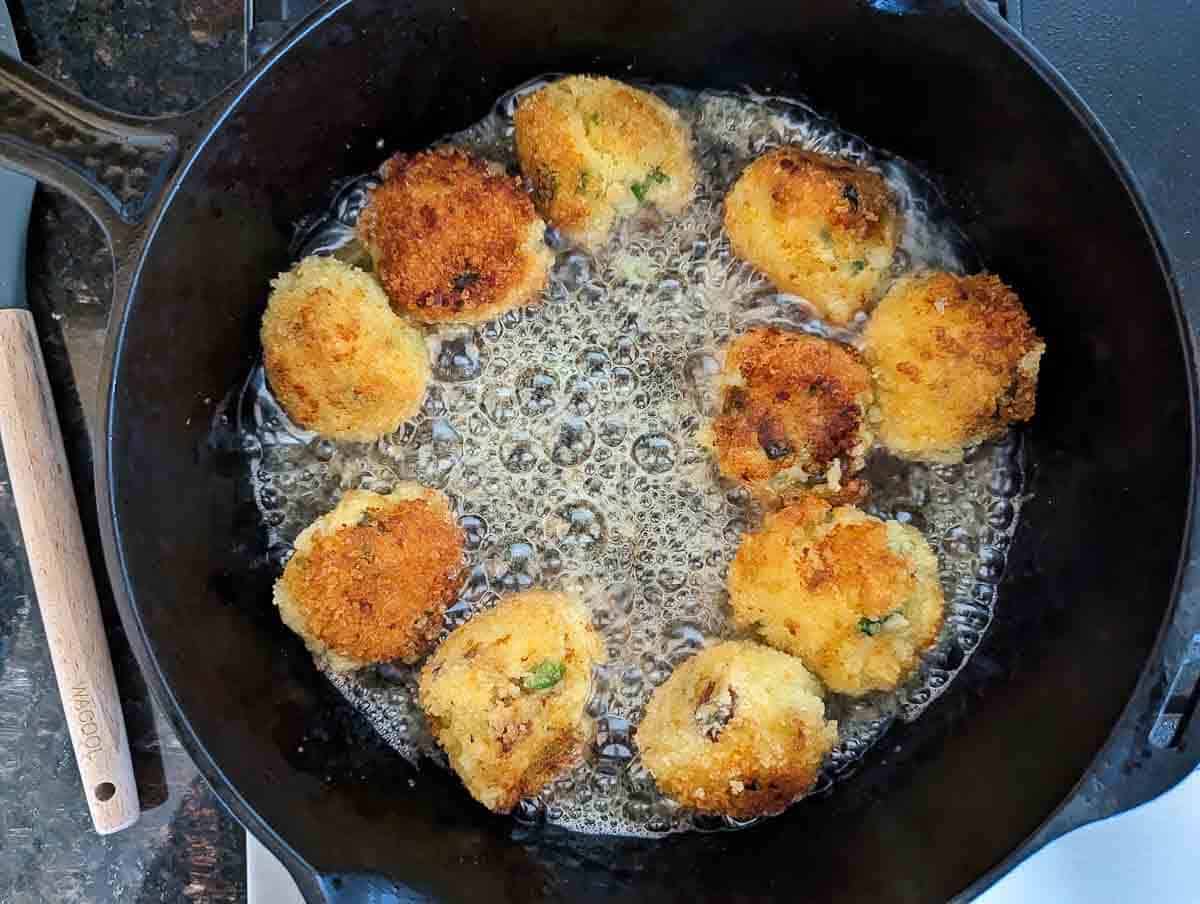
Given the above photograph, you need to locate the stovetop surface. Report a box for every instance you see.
[0,1,1195,901]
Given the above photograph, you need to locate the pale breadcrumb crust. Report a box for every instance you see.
[418,591,605,812]
[723,146,900,324]
[261,256,430,441]
[862,271,1045,462]
[637,640,837,818]
[728,496,945,696]
[515,75,697,249]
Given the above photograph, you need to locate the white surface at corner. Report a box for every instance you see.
[976,768,1200,904]
[247,829,305,904]
[246,768,1200,903]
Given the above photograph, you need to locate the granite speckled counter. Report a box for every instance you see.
[0,1,246,900]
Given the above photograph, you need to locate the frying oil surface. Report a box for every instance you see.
[238,79,1025,836]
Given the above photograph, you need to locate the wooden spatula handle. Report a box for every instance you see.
[0,308,139,834]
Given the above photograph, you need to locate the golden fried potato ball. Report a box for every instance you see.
[275,485,464,672]
[357,146,553,324]
[704,327,874,502]
[514,75,697,249]
[728,496,944,696]
[861,271,1045,462]
[636,640,837,818]
[723,147,900,324]
[261,256,430,442]
[418,591,605,812]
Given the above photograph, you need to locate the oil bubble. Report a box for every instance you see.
[631,433,677,473]
[409,419,462,486]
[549,417,596,467]
[545,501,607,551]
[500,432,538,473]
[432,332,484,382]
[488,539,540,592]
[517,368,559,417]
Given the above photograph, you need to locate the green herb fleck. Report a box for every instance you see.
[848,259,866,275]
[630,167,670,204]
[818,226,833,246]
[589,112,602,126]
[523,660,565,691]
[577,170,590,195]
[859,612,900,636]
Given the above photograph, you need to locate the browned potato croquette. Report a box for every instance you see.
[514,75,697,248]
[275,486,464,671]
[261,256,430,442]
[357,147,553,323]
[419,591,605,812]
[728,496,944,696]
[723,147,900,324]
[637,641,837,818]
[862,271,1045,462]
[707,328,874,500]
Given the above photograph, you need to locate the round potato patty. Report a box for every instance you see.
[261,255,430,442]
[723,146,900,324]
[418,591,605,812]
[515,75,697,249]
[637,640,837,818]
[275,485,465,671]
[727,496,944,696]
[357,146,553,323]
[706,327,874,502]
[861,271,1044,462]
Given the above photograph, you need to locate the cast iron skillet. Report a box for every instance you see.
[2,0,1198,900]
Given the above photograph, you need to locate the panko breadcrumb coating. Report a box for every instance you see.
[728,496,944,696]
[418,591,605,812]
[275,485,464,672]
[514,75,697,249]
[704,328,874,502]
[357,146,553,323]
[261,256,430,442]
[724,147,900,324]
[637,641,837,818]
[862,271,1045,462]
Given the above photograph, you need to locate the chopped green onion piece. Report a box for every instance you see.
[848,259,866,275]
[859,612,900,636]
[523,660,565,691]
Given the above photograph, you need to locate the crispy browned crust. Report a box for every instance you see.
[862,271,1045,461]
[357,147,551,323]
[280,493,464,665]
[723,147,900,324]
[710,328,874,494]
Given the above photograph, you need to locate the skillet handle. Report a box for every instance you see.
[0,308,140,834]
[0,52,189,261]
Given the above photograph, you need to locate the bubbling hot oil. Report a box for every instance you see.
[239,79,1025,837]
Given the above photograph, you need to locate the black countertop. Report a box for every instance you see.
[0,1,1196,901]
